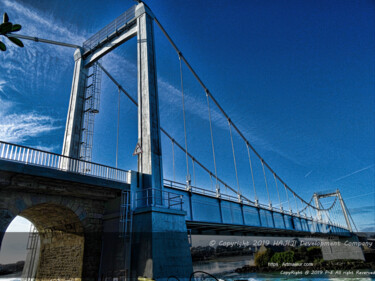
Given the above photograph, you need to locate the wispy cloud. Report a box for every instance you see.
[360,225,375,233]
[0,0,79,145]
[33,144,60,152]
[0,80,6,93]
[333,164,374,182]
[348,205,375,216]
[344,191,375,201]
[0,97,61,143]
[0,0,87,101]
[2,0,86,45]
[0,112,61,143]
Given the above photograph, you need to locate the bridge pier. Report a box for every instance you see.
[97,171,193,280]
[131,206,193,280]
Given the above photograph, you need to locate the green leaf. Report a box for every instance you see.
[11,24,21,32]
[8,36,23,47]
[3,13,9,24]
[0,22,12,35]
[0,41,6,51]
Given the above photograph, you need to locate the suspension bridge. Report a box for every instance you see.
[0,2,364,280]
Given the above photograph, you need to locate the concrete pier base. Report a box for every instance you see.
[131,207,193,280]
[321,235,365,261]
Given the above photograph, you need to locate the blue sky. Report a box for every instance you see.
[0,0,374,232]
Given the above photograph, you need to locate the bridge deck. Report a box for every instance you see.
[164,184,351,238]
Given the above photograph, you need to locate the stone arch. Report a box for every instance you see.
[19,203,85,280]
[0,202,87,281]
[0,176,110,281]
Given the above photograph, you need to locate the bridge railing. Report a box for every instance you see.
[0,141,129,184]
[83,5,136,52]
[164,179,285,208]
[135,188,184,211]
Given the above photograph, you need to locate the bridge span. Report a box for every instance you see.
[0,140,350,237]
[0,140,364,280]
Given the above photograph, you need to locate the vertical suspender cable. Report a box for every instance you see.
[179,55,190,186]
[210,173,214,191]
[261,160,271,207]
[192,158,196,186]
[172,139,175,181]
[301,201,305,217]
[228,120,240,196]
[293,193,299,215]
[115,86,121,168]
[326,203,331,224]
[206,94,218,186]
[335,203,340,227]
[320,202,327,223]
[246,144,257,203]
[273,173,282,209]
[284,184,291,213]
[332,200,337,226]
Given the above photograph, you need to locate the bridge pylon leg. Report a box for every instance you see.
[136,4,163,201]
[62,48,87,159]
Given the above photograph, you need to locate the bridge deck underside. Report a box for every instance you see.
[187,221,345,237]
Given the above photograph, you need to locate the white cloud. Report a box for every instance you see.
[33,144,60,152]
[0,79,6,93]
[0,112,60,143]
[0,98,61,143]
[2,0,86,45]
